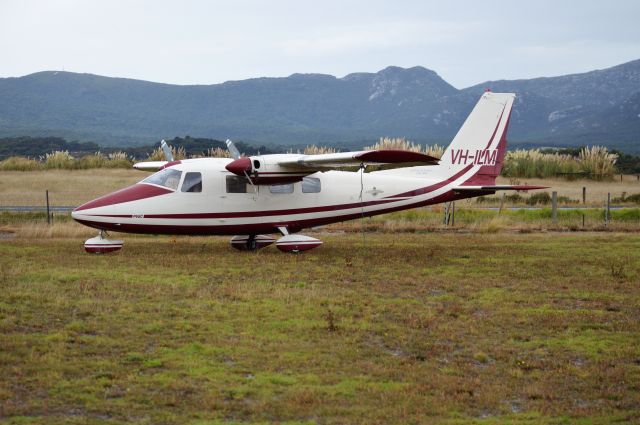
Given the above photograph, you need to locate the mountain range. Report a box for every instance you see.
[0,59,639,152]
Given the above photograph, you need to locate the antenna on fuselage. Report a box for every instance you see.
[160,139,174,162]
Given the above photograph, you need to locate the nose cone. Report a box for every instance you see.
[72,183,173,227]
[225,157,252,176]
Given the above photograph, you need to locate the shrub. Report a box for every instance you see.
[77,152,108,169]
[502,146,617,180]
[206,147,231,158]
[579,146,618,179]
[303,145,337,155]
[0,156,42,171]
[145,146,186,161]
[365,137,444,159]
[44,151,75,169]
[527,192,552,205]
[106,151,133,168]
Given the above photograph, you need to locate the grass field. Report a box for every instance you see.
[1,170,640,207]
[1,232,639,424]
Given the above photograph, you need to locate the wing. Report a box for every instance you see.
[276,149,439,168]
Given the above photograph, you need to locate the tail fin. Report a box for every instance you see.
[439,92,515,185]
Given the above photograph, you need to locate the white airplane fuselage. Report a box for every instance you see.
[71,158,478,235]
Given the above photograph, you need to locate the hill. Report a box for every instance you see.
[0,60,639,151]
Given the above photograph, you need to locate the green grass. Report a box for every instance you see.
[1,233,639,424]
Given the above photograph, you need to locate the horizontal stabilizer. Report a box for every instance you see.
[453,185,548,192]
[278,149,439,168]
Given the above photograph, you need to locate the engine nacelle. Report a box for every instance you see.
[225,155,313,184]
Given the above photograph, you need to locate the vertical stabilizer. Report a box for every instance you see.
[438,92,515,185]
[371,92,515,182]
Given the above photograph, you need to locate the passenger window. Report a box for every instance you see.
[302,177,321,193]
[142,168,182,190]
[181,172,202,193]
[269,183,294,194]
[226,175,248,193]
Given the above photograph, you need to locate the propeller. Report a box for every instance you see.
[225,139,241,160]
[224,139,257,194]
[160,139,174,162]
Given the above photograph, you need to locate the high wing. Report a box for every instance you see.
[132,161,168,171]
[276,150,439,168]
[224,149,440,184]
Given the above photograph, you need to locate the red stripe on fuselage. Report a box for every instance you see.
[83,198,398,219]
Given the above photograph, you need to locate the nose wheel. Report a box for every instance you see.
[84,230,124,254]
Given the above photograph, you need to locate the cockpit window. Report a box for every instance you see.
[142,168,182,190]
[181,172,202,193]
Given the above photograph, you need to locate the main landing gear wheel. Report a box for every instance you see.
[230,235,275,251]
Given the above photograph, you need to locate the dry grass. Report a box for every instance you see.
[0,169,143,206]
[495,175,640,206]
[502,146,618,180]
[2,221,95,239]
[365,137,445,158]
[1,233,639,423]
[302,145,337,155]
[206,147,232,158]
[146,146,187,161]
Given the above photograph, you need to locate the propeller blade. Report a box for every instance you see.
[226,139,241,160]
[160,139,174,162]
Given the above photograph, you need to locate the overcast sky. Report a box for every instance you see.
[1,0,639,88]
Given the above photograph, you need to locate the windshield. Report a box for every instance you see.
[142,168,182,190]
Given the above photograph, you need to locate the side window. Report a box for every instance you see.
[181,172,202,193]
[226,175,247,193]
[269,183,294,194]
[302,177,321,193]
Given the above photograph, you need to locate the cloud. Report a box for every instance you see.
[280,19,478,56]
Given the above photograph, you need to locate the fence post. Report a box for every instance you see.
[582,187,586,205]
[606,193,611,226]
[498,193,505,215]
[451,202,455,227]
[46,190,51,225]
[552,191,557,225]
[443,202,450,226]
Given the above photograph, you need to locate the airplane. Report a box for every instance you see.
[72,92,546,253]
